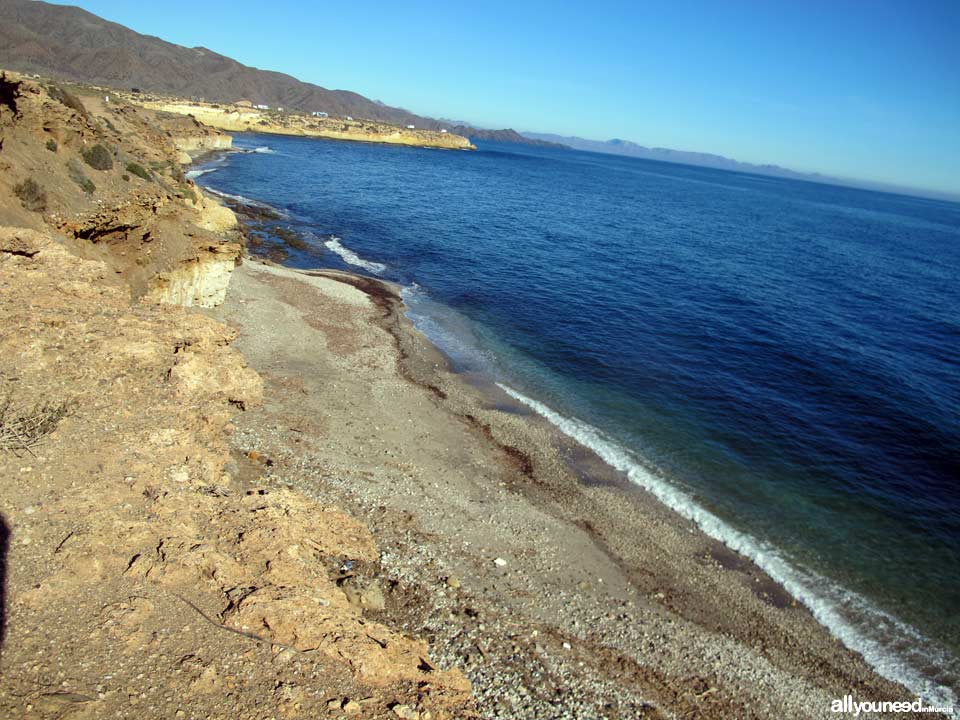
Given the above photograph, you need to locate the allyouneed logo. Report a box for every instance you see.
[831,695,954,716]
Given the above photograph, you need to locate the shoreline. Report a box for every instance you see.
[1,73,951,718]
[204,250,948,718]
[203,145,956,711]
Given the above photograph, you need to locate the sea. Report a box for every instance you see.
[190,133,960,706]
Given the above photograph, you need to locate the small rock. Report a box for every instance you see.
[445,576,461,589]
[327,699,341,711]
[343,699,361,715]
[562,642,572,650]
[392,705,419,720]
[493,557,507,567]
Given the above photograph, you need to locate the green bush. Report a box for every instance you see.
[45,138,58,152]
[68,159,96,194]
[81,144,113,171]
[13,178,47,212]
[125,161,152,181]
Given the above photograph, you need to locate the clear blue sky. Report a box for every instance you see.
[59,0,959,195]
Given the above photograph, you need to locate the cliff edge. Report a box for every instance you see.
[0,71,473,719]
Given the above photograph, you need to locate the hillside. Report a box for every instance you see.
[0,0,541,146]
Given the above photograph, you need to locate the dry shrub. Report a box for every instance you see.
[81,143,113,171]
[125,161,152,181]
[0,396,73,456]
[68,159,96,194]
[47,84,89,118]
[13,178,47,212]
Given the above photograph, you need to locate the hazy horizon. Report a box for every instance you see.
[42,0,960,196]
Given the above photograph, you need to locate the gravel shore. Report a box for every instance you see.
[205,258,936,720]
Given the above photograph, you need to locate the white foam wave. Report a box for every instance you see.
[324,236,387,275]
[496,382,958,708]
[185,167,216,180]
[246,146,275,154]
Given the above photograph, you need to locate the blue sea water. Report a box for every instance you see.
[195,134,960,705]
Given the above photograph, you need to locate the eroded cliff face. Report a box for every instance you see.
[0,71,243,307]
[170,131,233,154]
[0,227,472,719]
[0,73,474,719]
[146,244,238,307]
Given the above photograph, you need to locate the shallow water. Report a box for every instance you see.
[197,134,960,704]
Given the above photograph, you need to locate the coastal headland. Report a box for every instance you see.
[0,70,946,719]
[130,97,475,151]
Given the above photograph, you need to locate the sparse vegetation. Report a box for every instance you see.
[13,178,47,212]
[68,159,96,194]
[45,138,58,152]
[81,143,114,171]
[47,84,88,118]
[126,161,152,181]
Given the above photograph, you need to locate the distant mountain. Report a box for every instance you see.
[449,126,567,147]
[523,132,960,201]
[0,0,547,145]
[523,132,826,181]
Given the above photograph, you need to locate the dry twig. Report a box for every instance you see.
[0,395,73,456]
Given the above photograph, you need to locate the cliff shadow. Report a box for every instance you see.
[0,513,7,658]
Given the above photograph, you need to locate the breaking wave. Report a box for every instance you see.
[324,236,387,275]
[496,383,958,709]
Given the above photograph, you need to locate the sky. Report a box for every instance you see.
[56,0,960,195]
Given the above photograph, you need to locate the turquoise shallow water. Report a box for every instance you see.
[194,134,960,704]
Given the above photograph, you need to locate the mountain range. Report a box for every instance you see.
[0,0,550,144]
[522,133,833,181]
[1,0,954,200]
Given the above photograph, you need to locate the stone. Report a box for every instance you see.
[343,700,361,715]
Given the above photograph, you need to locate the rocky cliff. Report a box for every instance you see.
[0,71,474,719]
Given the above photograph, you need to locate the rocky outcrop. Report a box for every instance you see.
[0,228,473,720]
[170,132,233,154]
[1,72,243,307]
[146,244,238,308]
[0,73,474,720]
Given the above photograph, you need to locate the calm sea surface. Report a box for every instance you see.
[194,134,960,704]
